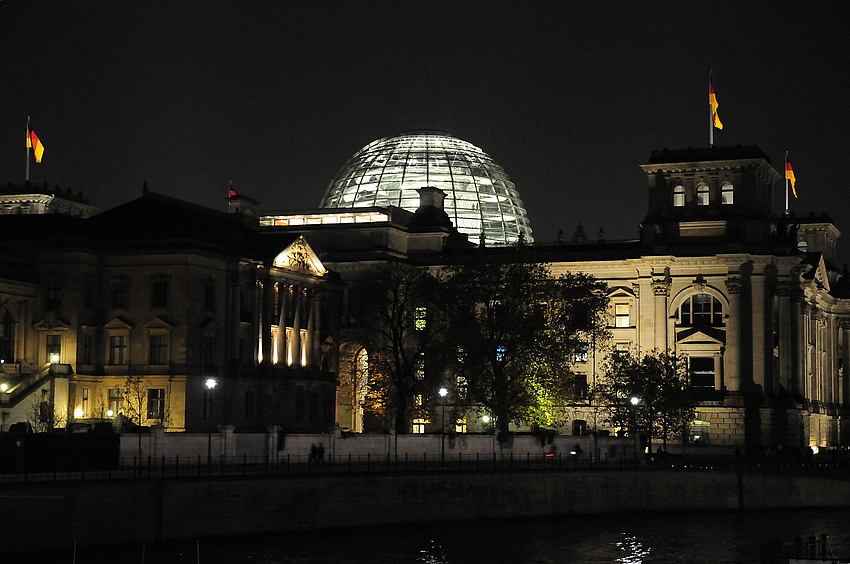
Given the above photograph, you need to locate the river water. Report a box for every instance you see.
[31,509,850,564]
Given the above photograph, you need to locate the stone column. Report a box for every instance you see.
[750,264,769,391]
[841,321,850,407]
[724,277,742,393]
[777,283,793,394]
[651,279,670,351]
[792,297,805,397]
[228,273,241,361]
[260,269,274,365]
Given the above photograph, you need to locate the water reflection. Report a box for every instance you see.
[614,533,651,563]
[28,509,850,564]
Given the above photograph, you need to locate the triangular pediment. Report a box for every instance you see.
[272,236,327,276]
[34,311,70,330]
[143,317,173,330]
[676,326,725,345]
[199,318,222,331]
[103,317,133,330]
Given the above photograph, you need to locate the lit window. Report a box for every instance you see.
[81,388,89,418]
[414,307,427,331]
[108,388,124,416]
[412,418,427,434]
[574,342,589,363]
[614,342,630,357]
[614,303,630,327]
[721,182,734,205]
[496,345,506,362]
[147,388,165,420]
[696,183,710,206]
[689,420,711,445]
[47,334,62,363]
[679,294,723,326]
[673,185,685,207]
[415,353,425,380]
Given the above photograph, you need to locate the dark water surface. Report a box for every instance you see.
[31,509,850,564]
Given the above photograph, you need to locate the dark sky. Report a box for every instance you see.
[3,1,849,264]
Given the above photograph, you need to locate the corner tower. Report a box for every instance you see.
[639,145,781,253]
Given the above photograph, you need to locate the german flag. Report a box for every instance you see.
[27,128,45,163]
[786,162,797,198]
[709,84,723,130]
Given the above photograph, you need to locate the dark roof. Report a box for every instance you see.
[2,181,90,204]
[648,145,770,165]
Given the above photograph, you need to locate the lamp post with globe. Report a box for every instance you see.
[630,396,640,467]
[205,378,217,468]
[438,387,448,468]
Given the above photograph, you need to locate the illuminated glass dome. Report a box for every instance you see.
[319,132,533,245]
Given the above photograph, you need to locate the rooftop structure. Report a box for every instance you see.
[319,131,533,246]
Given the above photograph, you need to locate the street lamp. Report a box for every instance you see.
[206,378,217,467]
[630,396,640,467]
[438,387,448,468]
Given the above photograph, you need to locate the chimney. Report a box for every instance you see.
[417,186,446,210]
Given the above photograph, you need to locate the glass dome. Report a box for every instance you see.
[319,132,533,245]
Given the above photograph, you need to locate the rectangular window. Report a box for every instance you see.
[147,388,165,420]
[83,334,93,364]
[415,353,425,380]
[202,335,217,367]
[614,342,630,357]
[47,334,62,363]
[81,388,89,418]
[149,334,168,364]
[45,279,61,309]
[151,279,169,309]
[111,278,129,309]
[412,418,427,434]
[574,342,589,363]
[203,279,216,310]
[690,357,715,387]
[310,391,318,421]
[83,278,95,309]
[614,303,630,327]
[245,390,255,421]
[109,335,128,365]
[414,307,427,331]
[108,388,124,416]
[573,373,589,398]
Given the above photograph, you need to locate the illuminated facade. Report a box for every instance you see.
[2,143,848,453]
[0,190,343,434]
[281,145,850,451]
[319,132,533,246]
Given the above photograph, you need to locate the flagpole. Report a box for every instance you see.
[784,151,789,214]
[709,71,714,147]
[26,116,30,181]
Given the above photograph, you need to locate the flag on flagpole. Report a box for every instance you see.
[709,83,723,130]
[786,162,797,198]
[27,128,45,162]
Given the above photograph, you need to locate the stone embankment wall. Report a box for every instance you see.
[3,470,850,554]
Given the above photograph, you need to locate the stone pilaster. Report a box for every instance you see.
[724,276,742,393]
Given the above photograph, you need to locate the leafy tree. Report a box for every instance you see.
[596,348,697,452]
[351,261,450,434]
[443,256,609,435]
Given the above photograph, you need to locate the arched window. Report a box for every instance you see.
[679,293,723,326]
[721,182,734,205]
[673,184,685,207]
[696,183,710,206]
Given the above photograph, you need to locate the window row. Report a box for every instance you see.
[44,277,217,311]
[672,182,734,207]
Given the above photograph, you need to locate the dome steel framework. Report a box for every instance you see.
[319,132,533,245]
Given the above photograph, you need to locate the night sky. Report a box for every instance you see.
[2,2,849,265]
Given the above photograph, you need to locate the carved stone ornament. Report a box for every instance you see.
[725,277,742,294]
